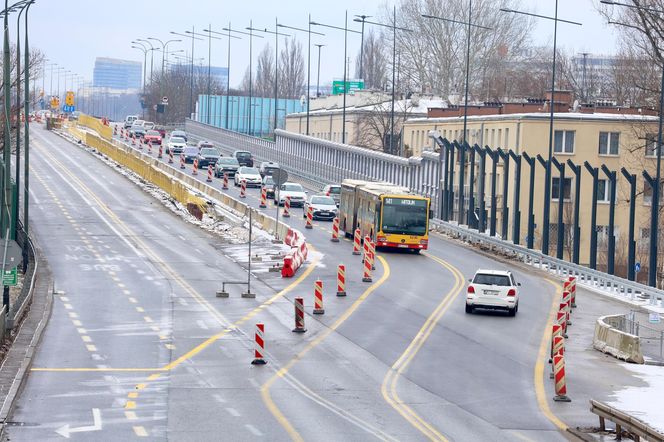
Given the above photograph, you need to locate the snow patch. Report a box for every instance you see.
[608,363,664,435]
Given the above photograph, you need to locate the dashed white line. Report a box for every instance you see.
[225,407,241,417]
[212,394,226,403]
[178,235,186,241]
[245,424,263,436]
[196,320,208,330]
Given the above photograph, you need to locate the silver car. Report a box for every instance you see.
[303,195,338,221]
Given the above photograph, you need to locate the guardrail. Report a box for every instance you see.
[183,120,664,307]
[7,226,37,329]
[590,399,664,442]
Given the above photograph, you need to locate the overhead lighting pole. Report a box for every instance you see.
[601,0,663,286]
[278,17,325,136]
[131,45,148,118]
[187,28,222,125]
[353,15,371,82]
[311,13,361,144]
[205,25,242,130]
[501,4,582,256]
[23,0,33,239]
[171,29,203,119]
[314,44,325,98]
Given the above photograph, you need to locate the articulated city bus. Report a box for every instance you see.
[339,179,431,252]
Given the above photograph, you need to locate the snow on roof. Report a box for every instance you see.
[407,112,659,124]
[286,98,448,118]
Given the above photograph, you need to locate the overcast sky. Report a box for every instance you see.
[27,0,617,92]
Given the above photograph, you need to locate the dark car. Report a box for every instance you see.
[262,175,276,198]
[215,157,240,177]
[130,126,146,139]
[183,146,200,163]
[259,161,280,177]
[171,130,187,142]
[197,147,221,168]
[233,150,254,167]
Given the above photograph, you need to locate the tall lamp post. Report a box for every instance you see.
[171,29,203,119]
[601,0,663,287]
[131,45,148,118]
[501,4,582,256]
[278,17,325,136]
[355,8,413,155]
[354,14,371,81]
[311,13,361,145]
[205,25,241,130]
[186,28,222,125]
[314,44,325,97]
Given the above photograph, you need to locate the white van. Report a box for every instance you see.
[124,115,138,129]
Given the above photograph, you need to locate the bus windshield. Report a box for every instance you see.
[381,197,428,236]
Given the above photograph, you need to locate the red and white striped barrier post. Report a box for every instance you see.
[240,179,247,198]
[568,276,577,308]
[550,323,564,378]
[368,238,376,270]
[251,323,267,365]
[313,279,324,314]
[192,158,198,175]
[552,354,571,402]
[168,149,174,164]
[158,144,163,159]
[337,264,346,297]
[562,291,572,326]
[148,141,153,155]
[292,297,307,333]
[362,246,373,283]
[558,304,568,338]
[352,228,362,255]
[283,196,291,217]
[180,153,185,169]
[331,217,340,242]
[206,164,213,182]
[363,235,370,264]
[113,126,117,135]
[131,134,136,146]
[305,205,313,229]
[259,186,267,208]
[222,173,229,189]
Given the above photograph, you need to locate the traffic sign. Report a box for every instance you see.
[649,313,661,324]
[162,96,168,105]
[65,91,75,106]
[635,262,641,273]
[2,268,17,286]
[62,105,76,113]
[332,79,364,95]
[272,169,289,186]
[0,239,22,270]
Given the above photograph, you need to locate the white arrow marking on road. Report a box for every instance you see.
[55,408,102,438]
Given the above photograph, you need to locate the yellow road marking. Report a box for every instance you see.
[81,336,92,343]
[76,328,86,334]
[136,383,146,390]
[379,252,464,442]
[128,392,138,399]
[72,320,82,326]
[133,426,148,437]
[85,345,97,352]
[147,374,161,381]
[165,344,175,350]
[261,256,392,442]
[125,401,136,409]
[136,307,145,313]
[143,316,153,323]
[68,312,78,319]
[534,280,568,431]
[31,367,165,372]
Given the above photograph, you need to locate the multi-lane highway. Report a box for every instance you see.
[5,125,628,441]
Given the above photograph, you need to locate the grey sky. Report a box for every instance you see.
[27,0,618,93]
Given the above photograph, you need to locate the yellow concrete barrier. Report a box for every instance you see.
[78,114,113,141]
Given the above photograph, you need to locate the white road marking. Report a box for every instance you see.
[178,235,186,241]
[212,394,226,403]
[245,424,263,436]
[178,298,188,306]
[225,407,241,417]
[196,320,208,330]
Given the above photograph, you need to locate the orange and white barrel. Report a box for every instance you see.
[192,158,198,175]
[240,179,247,198]
[206,164,213,182]
[552,354,571,402]
[168,149,174,164]
[180,153,185,169]
[222,173,229,189]
[259,186,267,208]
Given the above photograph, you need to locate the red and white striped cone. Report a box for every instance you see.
[131,134,136,146]
[368,238,376,270]
[148,141,153,155]
[313,279,324,315]
[563,291,572,325]
[362,248,373,282]
[158,144,163,159]
[206,164,213,182]
[552,354,571,402]
[222,173,229,189]
[557,304,568,338]
[192,159,198,175]
[282,196,291,217]
[180,153,186,169]
[305,205,313,229]
[240,179,247,198]
[337,264,346,297]
[352,228,362,255]
[362,235,370,264]
[331,217,340,242]
[168,150,174,164]
[549,323,564,378]
[251,323,267,365]
[292,297,307,333]
[259,186,267,208]
[568,276,577,307]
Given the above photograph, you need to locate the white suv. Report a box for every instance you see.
[466,269,520,316]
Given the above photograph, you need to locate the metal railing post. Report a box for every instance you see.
[497,148,510,240]
[601,165,617,275]
[585,162,599,270]
[621,168,637,281]
[551,158,565,260]
[523,152,536,249]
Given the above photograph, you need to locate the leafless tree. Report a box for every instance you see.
[254,45,275,98]
[356,98,413,154]
[278,38,305,99]
[355,29,389,90]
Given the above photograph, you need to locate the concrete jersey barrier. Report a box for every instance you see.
[593,314,645,364]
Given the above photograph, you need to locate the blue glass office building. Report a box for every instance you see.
[93,58,142,90]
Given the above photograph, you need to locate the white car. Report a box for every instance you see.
[274,182,307,207]
[466,269,520,316]
[166,136,187,154]
[234,166,262,187]
[143,121,155,130]
[303,195,338,220]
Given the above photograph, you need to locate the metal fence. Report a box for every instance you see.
[8,223,37,329]
[622,311,664,362]
[184,120,664,307]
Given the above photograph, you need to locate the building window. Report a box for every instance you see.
[598,132,619,155]
[643,181,664,205]
[552,177,572,201]
[554,130,575,154]
[596,179,614,203]
[645,134,664,157]
[596,225,619,251]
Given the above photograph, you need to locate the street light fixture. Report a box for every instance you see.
[314,44,325,98]
[278,18,325,136]
[171,29,203,118]
[353,15,371,81]
[501,2,582,257]
[311,13,362,144]
[187,28,223,125]
[205,25,242,130]
[601,0,663,287]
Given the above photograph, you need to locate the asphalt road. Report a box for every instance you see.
[6,125,582,441]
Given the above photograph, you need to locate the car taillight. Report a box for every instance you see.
[507,288,516,296]
[467,285,475,294]
[419,239,428,245]
[326,190,330,196]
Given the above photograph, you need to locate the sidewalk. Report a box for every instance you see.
[0,237,53,437]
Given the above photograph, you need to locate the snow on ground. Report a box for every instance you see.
[608,363,664,434]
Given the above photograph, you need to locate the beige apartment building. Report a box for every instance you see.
[403,110,662,280]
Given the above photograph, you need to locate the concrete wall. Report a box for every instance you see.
[593,314,645,364]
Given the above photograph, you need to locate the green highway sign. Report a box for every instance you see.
[332,79,364,95]
[2,268,17,286]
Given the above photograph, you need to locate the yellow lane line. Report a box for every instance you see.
[379,252,464,442]
[534,280,568,431]
[261,256,393,442]
[31,367,165,372]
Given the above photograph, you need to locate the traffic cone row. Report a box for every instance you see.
[548,278,578,403]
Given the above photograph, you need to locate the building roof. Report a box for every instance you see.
[287,97,447,118]
[407,111,659,125]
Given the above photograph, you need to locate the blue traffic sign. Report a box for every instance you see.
[635,262,641,273]
[62,105,76,112]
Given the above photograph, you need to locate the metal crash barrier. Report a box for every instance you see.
[589,400,664,442]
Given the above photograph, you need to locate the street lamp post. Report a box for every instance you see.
[205,26,241,130]
[354,15,371,82]
[311,13,361,145]
[277,18,325,136]
[131,45,148,118]
[23,0,32,239]
[171,29,203,119]
[502,4,582,256]
[314,44,325,98]
[187,28,222,125]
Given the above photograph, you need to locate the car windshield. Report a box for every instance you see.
[240,167,259,175]
[381,197,428,236]
[473,274,512,286]
[199,143,214,148]
[264,176,274,184]
[219,158,238,165]
[183,147,199,154]
[311,196,335,205]
[200,148,218,156]
[170,137,185,144]
[147,130,160,136]
[236,152,251,158]
[281,183,303,192]
[327,186,341,194]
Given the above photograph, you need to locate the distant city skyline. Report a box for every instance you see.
[93,57,142,91]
